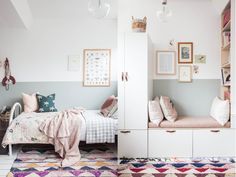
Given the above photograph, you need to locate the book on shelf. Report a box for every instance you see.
[224,89,231,101]
[221,68,231,86]
[222,31,231,48]
[223,8,231,28]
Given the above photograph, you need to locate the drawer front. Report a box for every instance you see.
[193,129,236,157]
[148,129,192,157]
[118,130,147,158]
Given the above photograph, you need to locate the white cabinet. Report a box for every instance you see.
[118,33,152,130]
[148,129,192,157]
[193,129,236,157]
[118,33,153,158]
[118,130,147,158]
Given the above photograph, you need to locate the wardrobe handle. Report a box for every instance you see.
[210,130,220,133]
[121,72,124,81]
[166,130,176,133]
[125,72,128,81]
[120,130,131,134]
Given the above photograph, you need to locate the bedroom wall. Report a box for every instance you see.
[0,1,118,109]
[118,0,221,116]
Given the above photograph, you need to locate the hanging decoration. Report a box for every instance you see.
[1,58,16,90]
[88,0,110,19]
[157,0,172,22]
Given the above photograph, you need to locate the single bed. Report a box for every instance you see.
[2,103,118,156]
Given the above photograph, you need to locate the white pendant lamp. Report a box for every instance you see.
[88,0,110,19]
[156,0,172,22]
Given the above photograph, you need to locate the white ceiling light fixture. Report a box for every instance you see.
[156,0,172,22]
[88,0,110,19]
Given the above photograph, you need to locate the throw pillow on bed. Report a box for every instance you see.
[160,96,178,122]
[148,97,164,126]
[22,93,39,113]
[210,97,229,126]
[100,95,118,117]
[36,93,58,112]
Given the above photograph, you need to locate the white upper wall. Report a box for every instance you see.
[0,0,117,82]
[118,0,221,79]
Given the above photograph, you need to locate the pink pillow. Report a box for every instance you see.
[100,95,118,117]
[160,96,178,122]
[149,97,164,126]
[22,93,39,113]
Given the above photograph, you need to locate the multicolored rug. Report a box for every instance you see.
[7,144,118,177]
[118,157,236,177]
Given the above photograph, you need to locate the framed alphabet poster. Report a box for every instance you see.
[83,49,111,87]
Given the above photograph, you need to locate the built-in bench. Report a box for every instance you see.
[148,116,235,158]
[149,116,231,128]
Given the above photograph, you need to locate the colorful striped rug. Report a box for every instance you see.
[7,144,118,177]
[118,157,236,177]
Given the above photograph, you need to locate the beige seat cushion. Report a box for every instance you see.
[149,116,231,128]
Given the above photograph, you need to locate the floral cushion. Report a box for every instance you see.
[36,94,58,112]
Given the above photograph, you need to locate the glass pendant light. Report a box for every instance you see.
[156,0,172,22]
[88,0,110,19]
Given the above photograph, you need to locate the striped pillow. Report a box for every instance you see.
[100,95,118,117]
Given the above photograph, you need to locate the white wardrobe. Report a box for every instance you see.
[118,33,153,158]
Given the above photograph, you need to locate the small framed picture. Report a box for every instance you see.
[221,68,230,86]
[178,65,192,83]
[156,51,176,75]
[195,55,206,64]
[178,42,193,64]
[68,55,80,71]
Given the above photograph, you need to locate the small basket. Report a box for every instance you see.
[132,16,147,33]
[0,112,10,127]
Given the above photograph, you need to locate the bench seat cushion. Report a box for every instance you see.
[149,116,231,128]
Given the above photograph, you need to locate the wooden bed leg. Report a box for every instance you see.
[9,144,12,156]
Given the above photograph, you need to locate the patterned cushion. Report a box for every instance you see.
[160,96,178,122]
[22,93,39,113]
[100,95,118,117]
[36,94,58,112]
[148,97,164,126]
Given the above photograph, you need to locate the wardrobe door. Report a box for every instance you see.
[124,33,148,129]
[118,130,147,158]
[118,33,126,130]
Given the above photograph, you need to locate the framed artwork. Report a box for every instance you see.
[83,49,111,87]
[195,55,206,64]
[178,65,192,83]
[178,42,193,64]
[156,51,176,75]
[68,55,80,71]
[221,68,231,86]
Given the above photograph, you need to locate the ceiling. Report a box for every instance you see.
[27,0,118,19]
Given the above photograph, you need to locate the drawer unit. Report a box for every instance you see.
[148,129,192,157]
[118,129,147,158]
[193,129,236,157]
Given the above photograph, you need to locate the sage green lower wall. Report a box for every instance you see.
[0,80,220,116]
[154,79,221,116]
[0,82,117,110]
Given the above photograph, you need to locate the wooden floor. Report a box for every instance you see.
[0,146,20,176]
